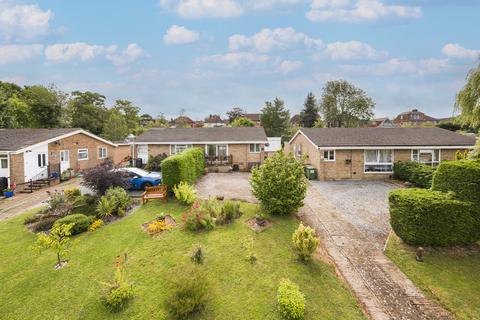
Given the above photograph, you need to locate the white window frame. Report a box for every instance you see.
[37,153,47,168]
[411,149,440,167]
[60,150,69,162]
[98,147,107,159]
[170,144,192,155]
[249,144,261,153]
[78,149,89,161]
[322,149,335,162]
[205,144,229,157]
[364,149,394,174]
[293,144,302,158]
[0,154,8,169]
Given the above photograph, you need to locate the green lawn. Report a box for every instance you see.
[385,234,480,320]
[0,201,365,320]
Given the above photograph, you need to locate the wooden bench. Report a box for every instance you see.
[142,185,168,204]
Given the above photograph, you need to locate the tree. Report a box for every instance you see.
[299,92,319,128]
[313,118,324,128]
[319,80,375,128]
[82,160,130,195]
[226,107,246,123]
[250,152,307,215]
[0,97,31,128]
[69,91,108,134]
[260,98,290,138]
[23,85,62,128]
[456,66,480,130]
[113,100,140,133]
[140,113,154,126]
[103,109,129,141]
[231,117,255,127]
[33,223,74,268]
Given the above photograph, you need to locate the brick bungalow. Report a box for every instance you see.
[0,128,120,189]
[132,127,268,171]
[285,127,476,180]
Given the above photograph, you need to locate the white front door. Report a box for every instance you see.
[60,150,70,172]
[137,145,148,164]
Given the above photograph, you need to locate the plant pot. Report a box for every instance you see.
[4,191,14,198]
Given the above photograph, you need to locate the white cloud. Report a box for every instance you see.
[195,52,271,68]
[229,27,322,52]
[0,2,52,40]
[442,43,480,60]
[45,42,116,63]
[307,0,422,22]
[163,25,200,45]
[277,60,303,74]
[160,0,243,18]
[340,58,451,76]
[321,40,387,60]
[0,44,43,64]
[107,43,148,65]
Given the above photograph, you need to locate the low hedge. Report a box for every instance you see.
[431,160,480,202]
[393,161,435,188]
[54,213,93,235]
[389,189,480,246]
[161,148,205,189]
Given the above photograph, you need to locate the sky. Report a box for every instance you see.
[0,0,479,120]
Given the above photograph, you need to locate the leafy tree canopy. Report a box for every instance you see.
[300,92,319,128]
[456,66,480,130]
[231,117,255,127]
[260,97,290,138]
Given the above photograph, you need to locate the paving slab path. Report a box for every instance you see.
[300,183,452,320]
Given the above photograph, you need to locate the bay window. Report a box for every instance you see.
[170,144,192,155]
[412,149,440,167]
[364,149,393,173]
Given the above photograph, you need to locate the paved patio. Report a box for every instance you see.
[195,172,257,203]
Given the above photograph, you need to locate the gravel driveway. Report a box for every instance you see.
[195,172,257,203]
[310,180,398,248]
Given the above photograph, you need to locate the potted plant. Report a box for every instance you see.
[3,187,14,198]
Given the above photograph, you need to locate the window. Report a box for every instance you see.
[37,153,46,167]
[412,149,440,167]
[170,144,192,155]
[98,147,107,159]
[78,149,88,160]
[294,144,302,158]
[249,144,261,153]
[206,144,228,159]
[60,150,69,162]
[364,149,393,173]
[0,154,7,169]
[323,150,335,161]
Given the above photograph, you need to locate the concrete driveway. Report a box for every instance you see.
[195,172,257,203]
[310,180,397,248]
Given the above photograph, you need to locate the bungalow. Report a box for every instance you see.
[285,127,476,180]
[0,128,119,191]
[132,127,268,171]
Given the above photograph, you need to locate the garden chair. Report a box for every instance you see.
[142,185,168,204]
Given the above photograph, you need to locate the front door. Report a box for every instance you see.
[137,145,148,164]
[60,150,70,172]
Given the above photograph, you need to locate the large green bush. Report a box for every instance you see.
[250,152,307,215]
[54,213,92,235]
[393,161,435,188]
[277,278,305,320]
[161,148,205,189]
[389,189,480,246]
[292,223,319,261]
[431,160,480,202]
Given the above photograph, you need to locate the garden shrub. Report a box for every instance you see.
[101,255,134,312]
[243,236,257,264]
[74,194,99,216]
[173,182,197,205]
[431,160,480,202]
[389,188,480,246]
[182,202,215,231]
[216,200,242,225]
[54,213,92,235]
[393,161,435,188]
[64,187,81,202]
[31,216,58,232]
[199,198,222,218]
[145,153,168,172]
[146,219,172,235]
[89,219,104,231]
[277,278,305,320]
[82,160,130,195]
[191,246,204,264]
[166,268,208,319]
[24,214,41,225]
[161,148,205,189]
[33,223,74,267]
[104,187,132,216]
[250,152,307,215]
[96,196,116,218]
[292,223,320,261]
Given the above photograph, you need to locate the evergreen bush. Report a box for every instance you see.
[431,160,480,202]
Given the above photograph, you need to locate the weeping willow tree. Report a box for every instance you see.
[456,64,480,159]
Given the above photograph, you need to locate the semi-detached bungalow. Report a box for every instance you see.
[132,127,268,171]
[286,127,476,180]
[0,128,129,191]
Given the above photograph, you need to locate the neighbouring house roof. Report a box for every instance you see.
[0,128,116,152]
[244,113,261,122]
[295,127,476,148]
[170,116,194,124]
[204,114,223,123]
[134,127,268,144]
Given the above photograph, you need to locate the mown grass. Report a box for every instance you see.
[0,201,365,320]
[385,233,480,320]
